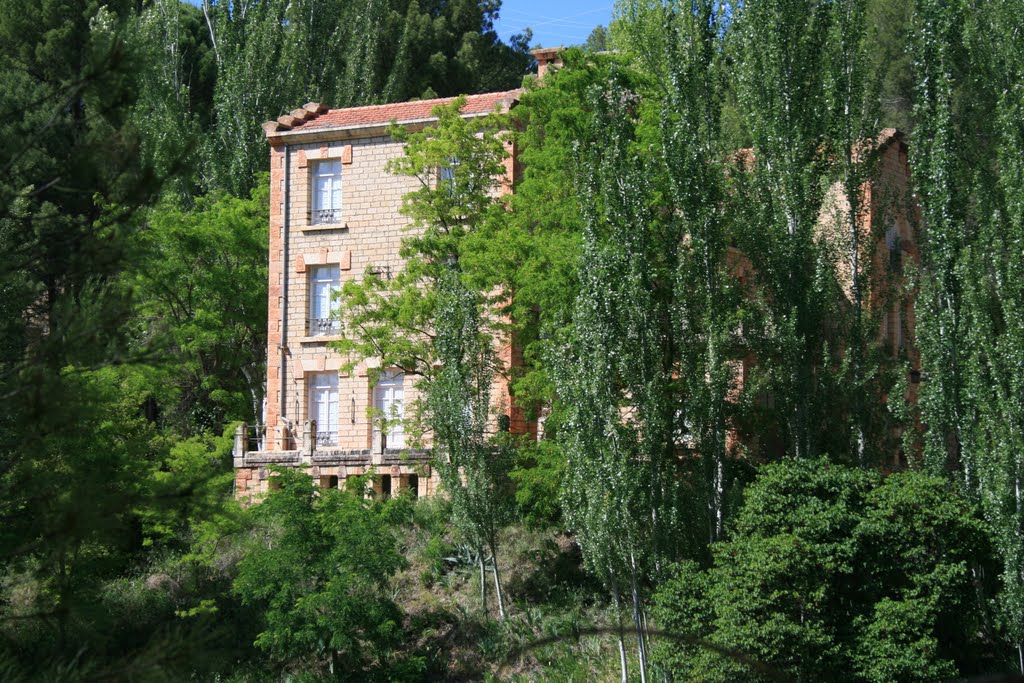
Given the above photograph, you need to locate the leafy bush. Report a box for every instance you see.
[510,439,566,528]
[651,458,994,682]
[232,468,424,680]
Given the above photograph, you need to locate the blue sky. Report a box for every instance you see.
[182,0,613,51]
[492,2,613,49]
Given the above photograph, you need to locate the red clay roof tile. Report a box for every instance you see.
[281,90,521,134]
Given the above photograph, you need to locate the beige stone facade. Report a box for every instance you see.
[233,48,920,497]
[233,91,524,499]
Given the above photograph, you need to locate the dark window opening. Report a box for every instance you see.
[142,396,160,424]
[380,474,392,499]
[407,474,419,498]
[320,475,339,489]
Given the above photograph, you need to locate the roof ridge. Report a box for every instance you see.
[313,89,521,116]
[264,89,521,139]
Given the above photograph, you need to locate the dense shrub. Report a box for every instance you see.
[652,458,995,681]
[232,470,425,680]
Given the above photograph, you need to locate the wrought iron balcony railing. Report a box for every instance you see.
[316,430,338,447]
[310,208,342,225]
[308,318,342,337]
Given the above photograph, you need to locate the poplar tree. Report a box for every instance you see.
[910,0,976,476]
[613,0,743,545]
[912,0,1024,669]
[730,0,887,464]
[128,0,215,201]
[977,2,1024,664]
[655,1,735,543]
[430,265,513,618]
[554,68,678,683]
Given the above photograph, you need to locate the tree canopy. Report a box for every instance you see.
[4,0,1024,679]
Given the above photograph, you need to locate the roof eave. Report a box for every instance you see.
[264,110,502,144]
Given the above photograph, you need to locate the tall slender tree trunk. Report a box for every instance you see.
[845,142,866,467]
[610,572,629,683]
[706,332,726,544]
[479,553,488,616]
[713,447,725,543]
[490,540,506,620]
[629,554,649,683]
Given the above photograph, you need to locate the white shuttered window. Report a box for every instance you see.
[309,372,339,446]
[373,371,405,449]
[309,265,341,336]
[312,160,342,224]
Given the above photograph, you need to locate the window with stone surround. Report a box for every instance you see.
[439,156,468,203]
[373,371,405,450]
[308,264,341,337]
[883,224,906,352]
[311,159,342,225]
[308,372,339,446]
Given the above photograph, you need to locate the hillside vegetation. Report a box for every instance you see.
[2,0,1024,680]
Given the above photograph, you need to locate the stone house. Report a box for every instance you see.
[233,49,919,497]
[232,88,523,499]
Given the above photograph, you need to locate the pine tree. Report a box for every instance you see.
[0,0,168,664]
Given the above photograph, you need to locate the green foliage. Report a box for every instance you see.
[233,468,423,678]
[909,0,1024,665]
[136,427,235,550]
[652,458,993,681]
[498,48,642,411]
[0,368,159,668]
[336,97,516,617]
[195,0,531,195]
[0,0,542,676]
[727,0,901,465]
[4,0,1024,678]
[583,25,608,53]
[655,1,738,543]
[128,0,216,200]
[0,0,169,667]
[510,439,565,527]
[128,183,269,434]
[334,98,510,379]
[865,0,914,132]
[553,63,674,586]
[548,53,685,680]
[429,265,515,610]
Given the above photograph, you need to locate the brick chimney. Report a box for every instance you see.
[531,47,563,79]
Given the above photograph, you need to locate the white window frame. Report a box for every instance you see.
[308,264,342,337]
[308,372,340,447]
[373,371,405,450]
[439,157,460,199]
[311,159,342,225]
